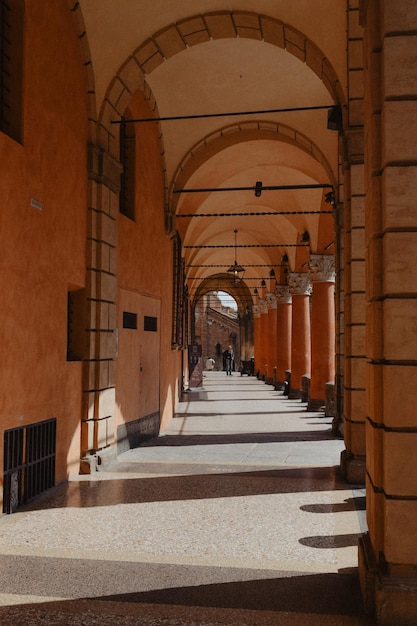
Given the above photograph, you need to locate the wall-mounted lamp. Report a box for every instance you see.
[227,229,245,284]
[327,105,342,131]
[325,191,335,205]
[301,231,310,243]
[282,253,289,263]
[255,181,263,197]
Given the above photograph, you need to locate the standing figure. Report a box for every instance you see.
[224,345,234,376]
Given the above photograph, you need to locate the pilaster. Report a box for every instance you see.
[81,144,122,472]
[359,0,417,621]
[338,0,367,484]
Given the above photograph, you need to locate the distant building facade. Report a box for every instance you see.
[194,293,240,371]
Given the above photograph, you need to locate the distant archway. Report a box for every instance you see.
[191,274,254,363]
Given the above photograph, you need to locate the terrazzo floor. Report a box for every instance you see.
[0,373,375,625]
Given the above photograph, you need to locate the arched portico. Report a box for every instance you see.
[191,275,254,365]
[72,5,345,472]
[2,1,417,622]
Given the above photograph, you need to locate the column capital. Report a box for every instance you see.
[258,298,268,315]
[266,292,277,309]
[252,304,260,318]
[309,254,335,283]
[288,272,312,296]
[275,284,292,304]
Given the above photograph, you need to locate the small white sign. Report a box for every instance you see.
[31,198,42,211]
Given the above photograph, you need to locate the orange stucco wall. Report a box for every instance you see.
[116,90,181,434]
[0,0,88,493]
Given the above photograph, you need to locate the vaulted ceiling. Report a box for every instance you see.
[79,1,346,307]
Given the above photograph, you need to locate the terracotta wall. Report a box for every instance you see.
[116,90,181,434]
[0,0,88,493]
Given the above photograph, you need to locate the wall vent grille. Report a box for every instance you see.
[3,418,57,514]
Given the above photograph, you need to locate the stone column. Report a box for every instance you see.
[240,306,253,362]
[308,255,335,411]
[252,304,261,376]
[288,273,312,398]
[358,1,417,622]
[265,292,277,384]
[81,145,122,473]
[257,297,269,380]
[275,285,292,388]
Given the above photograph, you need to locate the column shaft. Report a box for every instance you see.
[266,293,277,384]
[275,285,292,387]
[252,305,261,375]
[290,295,311,395]
[258,299,268,380]
[308,256,335,410]
[288,273,311,397]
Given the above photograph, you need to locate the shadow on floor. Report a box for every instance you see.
[142,430,337,446]
[0,568,376,624]
[19,466,354,511]
[300,496,366,514]
[95,570,366,616]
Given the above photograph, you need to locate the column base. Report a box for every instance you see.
[307,397,325,411]
[340,449,366,484]
[79,445,117,475]
[359,532,417,626]
[288,388,303,400]
[332,414,344,438]
[80,453,97,475]
[96,444,117,470]
[275,380,290,396]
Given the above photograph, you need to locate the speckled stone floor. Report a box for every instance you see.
[0,373,375,625]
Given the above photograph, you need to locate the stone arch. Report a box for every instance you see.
[192,274,254,363]
[66,0,98,142]
[67,5,345,467]
[193,273,253,314]
[106,11,344,112]
[171,120,337,217]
